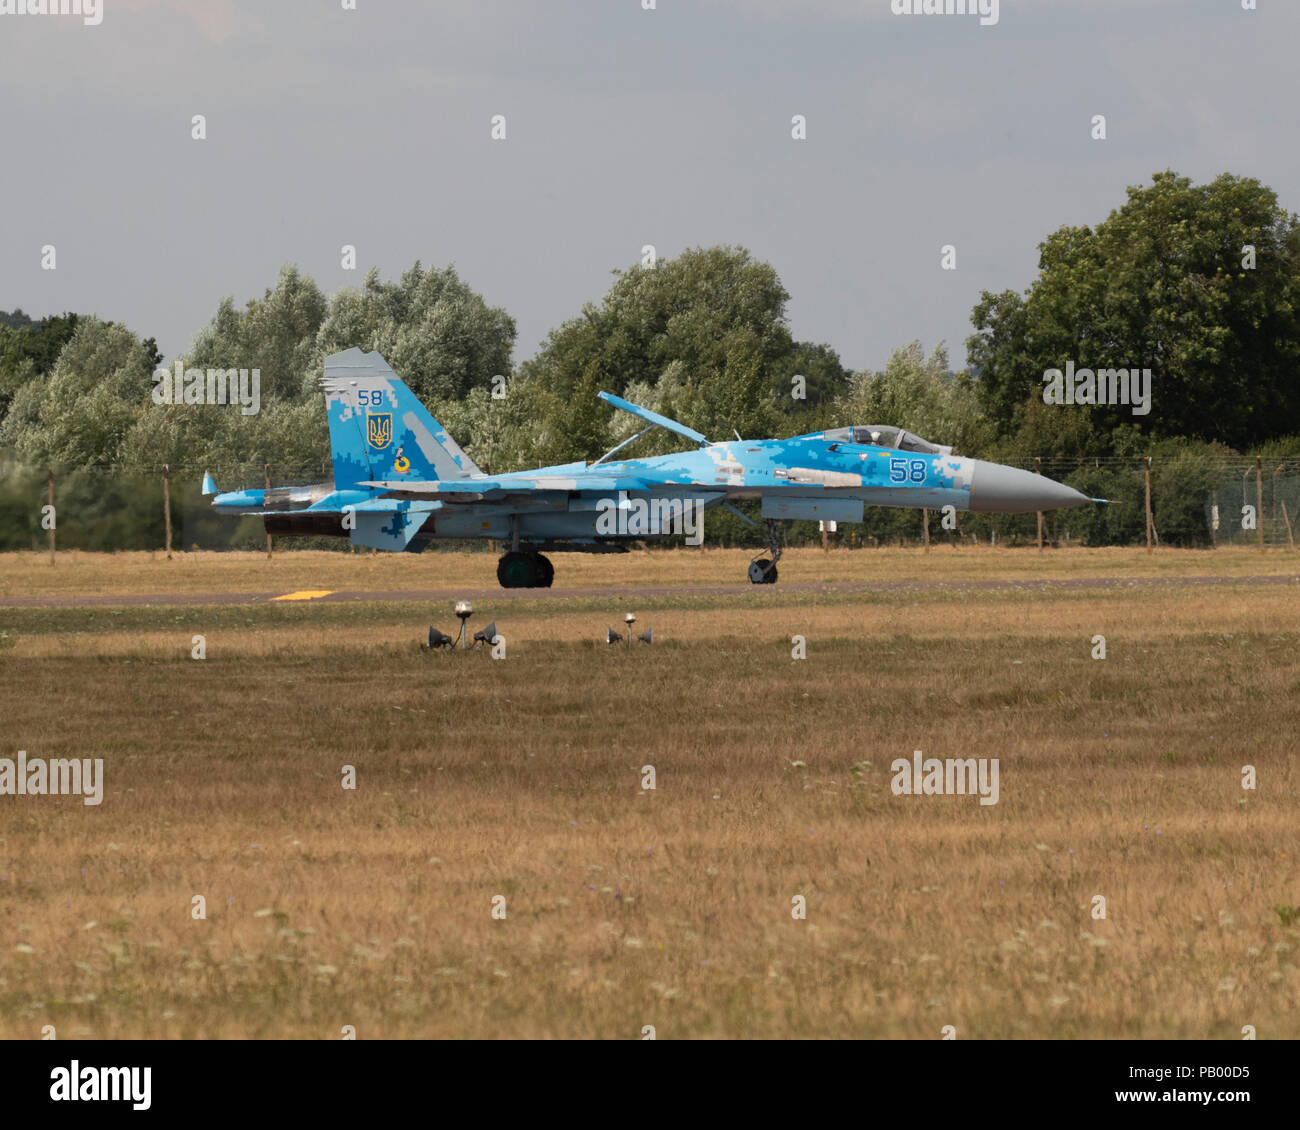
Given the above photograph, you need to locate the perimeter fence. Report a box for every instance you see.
[2,456,1297,553]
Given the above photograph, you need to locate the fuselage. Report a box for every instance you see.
[212,430,1088,547]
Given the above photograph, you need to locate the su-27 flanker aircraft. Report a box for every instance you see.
[205,348,1101,588]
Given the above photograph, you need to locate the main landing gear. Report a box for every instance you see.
[747,519,783,585]
[497,550,554,589]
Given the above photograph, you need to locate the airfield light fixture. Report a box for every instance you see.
[455,600,473,648]
[473,620,499,647]
[605,613,652,645]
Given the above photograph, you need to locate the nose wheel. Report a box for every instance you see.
[747,519,783,584]
[497,550,554,588]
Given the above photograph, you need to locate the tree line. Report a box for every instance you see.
[2,170,1298,550]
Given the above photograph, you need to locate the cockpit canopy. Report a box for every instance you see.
[823,425,952,456]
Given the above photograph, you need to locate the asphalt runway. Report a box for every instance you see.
[3,573,1297,608]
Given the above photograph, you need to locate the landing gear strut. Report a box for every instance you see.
[497,550,554,589]
[748,519,783,584]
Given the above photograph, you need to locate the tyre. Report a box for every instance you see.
[497,551,535,588]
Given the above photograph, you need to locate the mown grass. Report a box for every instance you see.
[2,543,1297,599]
[0,548,1297,1038]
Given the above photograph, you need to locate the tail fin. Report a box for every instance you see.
[320,348,481,489]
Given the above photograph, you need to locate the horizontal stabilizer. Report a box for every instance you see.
[348,505,434,551]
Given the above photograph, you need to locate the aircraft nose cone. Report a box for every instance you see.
[969,461,1091,513]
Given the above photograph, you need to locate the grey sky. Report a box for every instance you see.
[0,0,1290,373]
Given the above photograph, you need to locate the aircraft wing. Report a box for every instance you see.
[359,474,651,501]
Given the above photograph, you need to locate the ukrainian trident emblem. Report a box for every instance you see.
[366,412,393,450]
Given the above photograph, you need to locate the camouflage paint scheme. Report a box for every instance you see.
[208,349,1094,572]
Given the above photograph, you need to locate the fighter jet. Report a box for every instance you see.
[206,348,1099,587]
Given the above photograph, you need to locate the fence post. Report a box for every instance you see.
[1256,455,1264,554]
[1274,463,1285,544]
[265,463,273,559]
[47,465,55,565]
[1035,457,1043,552]
[163,464,172,560]
[1144,457,1153,555]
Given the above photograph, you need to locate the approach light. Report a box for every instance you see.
[473,620,499,647]
[454,600,474,647]
[606,613,652,645]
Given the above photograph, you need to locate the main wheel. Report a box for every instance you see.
[748,559,778,584]
[498,551,535,588]
[534,553,554,588]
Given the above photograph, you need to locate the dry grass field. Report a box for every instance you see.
[1,546,1298,1039]
[1,542,1293,597]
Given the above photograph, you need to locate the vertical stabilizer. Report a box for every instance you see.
[320,348,481,488]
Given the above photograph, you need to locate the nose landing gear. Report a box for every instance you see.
[747,519,783,584]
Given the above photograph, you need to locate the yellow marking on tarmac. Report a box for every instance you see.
[271,590,335,601]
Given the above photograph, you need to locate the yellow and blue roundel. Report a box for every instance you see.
[366,412,393,450]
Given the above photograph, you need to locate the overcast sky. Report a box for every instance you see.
[0,0,1291,372]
